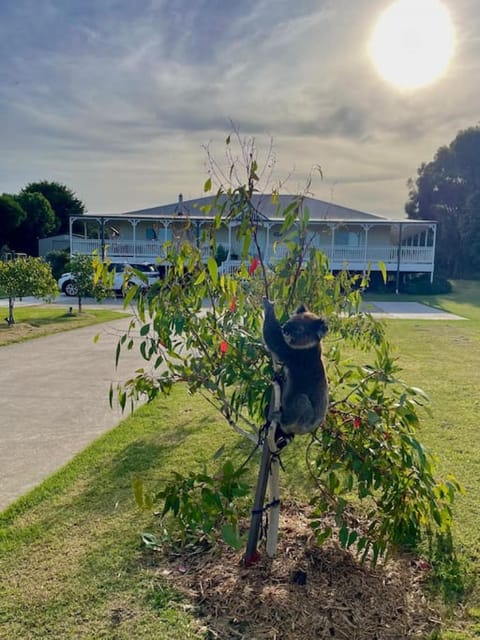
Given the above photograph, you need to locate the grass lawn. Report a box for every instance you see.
[1,281,480,638]
[0,304,129,346]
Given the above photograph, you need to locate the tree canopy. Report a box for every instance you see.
[406,126,480,277]
[11,192,56,256]
[0,181,86,257]
[0,194,26,250]
[21,180,86,234]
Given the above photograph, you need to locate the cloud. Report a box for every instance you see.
[0,0,480,217]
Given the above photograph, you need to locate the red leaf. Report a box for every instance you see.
[229,296,237,312]
[353,417,361,429]
[220,340,228,354]
[248,257,260,275]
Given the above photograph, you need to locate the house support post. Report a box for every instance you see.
[329,224,336,271]
[363,224,371,277]
[430,223,437,283]
[100,218,106,262]
[395,223,403,294]
[131,219,138,259]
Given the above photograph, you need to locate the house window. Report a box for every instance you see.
[335,231,360,246]
[145,227,157,240]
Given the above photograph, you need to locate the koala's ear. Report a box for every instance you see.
[295,304,307,314]
[315,318,328,339]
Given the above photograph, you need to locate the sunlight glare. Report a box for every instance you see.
[369,0,455,90]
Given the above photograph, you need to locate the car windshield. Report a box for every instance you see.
[107,263,157,274]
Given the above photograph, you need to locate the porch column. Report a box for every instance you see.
[265,223,271,262]
[329,224,336,271]
[130,219,139,259]
[362,224,371,274]
[100,218,106,262]
[228,223,232,259]
[395,223,403,294]
[430,223,437,283]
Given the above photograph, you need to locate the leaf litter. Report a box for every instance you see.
[146,503,441,639]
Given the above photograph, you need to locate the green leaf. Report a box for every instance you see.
[315,527,332,545]
[221,524,243,550]
[207,257,218,285]
[204,177,212,192]
[140,323,150,337]
[212,444,226,460]
[194,270,206,285]
[132,478,145,508]
[339,525,349,548]
[378,260,387,284]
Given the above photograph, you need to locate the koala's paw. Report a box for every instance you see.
[262,297,274,312]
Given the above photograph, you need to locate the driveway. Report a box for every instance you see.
[364,301,465,319]
[0,314,146,511]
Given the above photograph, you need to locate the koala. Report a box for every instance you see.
[262,298,328,435]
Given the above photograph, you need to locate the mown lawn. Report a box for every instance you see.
[0,304,129,346]
[1,281,480,638]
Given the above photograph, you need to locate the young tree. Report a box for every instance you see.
[21,181,86,234]
[406,126,480,277]
[0,257,58,325]
[67,254,111,313]
[116,137,459,562]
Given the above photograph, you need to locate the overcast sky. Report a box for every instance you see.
[1,0,478,217]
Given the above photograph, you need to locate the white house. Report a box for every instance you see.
[67,194,436,284]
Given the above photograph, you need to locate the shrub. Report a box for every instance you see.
[404,274,452,295]
[45,249,70,280]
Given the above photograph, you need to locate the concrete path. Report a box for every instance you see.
[0,314,145,511]
[364,301,465,320]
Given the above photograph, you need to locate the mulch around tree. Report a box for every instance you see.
[149,504,440,639]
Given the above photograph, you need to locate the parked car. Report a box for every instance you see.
[58,262,160,297]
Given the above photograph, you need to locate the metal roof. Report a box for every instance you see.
[97,194,387,221]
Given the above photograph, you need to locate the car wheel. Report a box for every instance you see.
[63,281,78,297]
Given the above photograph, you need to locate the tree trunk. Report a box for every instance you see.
[7,297,15,326]
[78,295,82,314]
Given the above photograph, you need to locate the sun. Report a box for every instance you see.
[369,0,455,90]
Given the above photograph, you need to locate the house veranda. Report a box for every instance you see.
[67,195,437,283]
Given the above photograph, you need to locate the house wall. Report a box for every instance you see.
[38,235,72,256]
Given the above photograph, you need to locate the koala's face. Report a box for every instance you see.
[282,309,328,349]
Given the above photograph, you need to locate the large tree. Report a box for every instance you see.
[21,181,86,234]
[0,194,26,251]
[11,192,56,256]
[406,126,480,277]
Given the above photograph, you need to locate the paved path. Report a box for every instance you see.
[0,314,145,511]
[364,301,464,320]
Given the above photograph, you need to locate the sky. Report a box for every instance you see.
[1,0,479,218]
